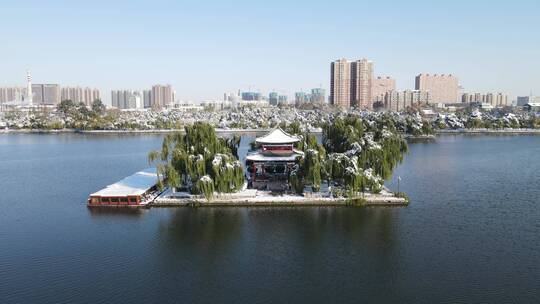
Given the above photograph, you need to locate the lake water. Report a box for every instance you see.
[0,133,539,303]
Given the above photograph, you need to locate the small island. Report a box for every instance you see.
[88,116,410,207]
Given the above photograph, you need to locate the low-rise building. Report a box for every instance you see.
[523,103,540,112]
[462,92,509,107]
[517,96,540,106]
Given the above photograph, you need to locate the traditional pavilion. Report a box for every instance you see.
[246,128,304,190]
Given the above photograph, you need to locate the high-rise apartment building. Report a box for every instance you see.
[111,90,144,109]
[151,84,174,109]
[143,90,152,108]
[32,84,61,105]
[330,58,374,109]
[415,74,459,104]
[461,92,483,103]
[462,92,509,107]
[0,87,25,103]
[310,88,326,103]
[26,71,33,105]
[268,92,279,106]
[61,87,100,106]
[295,92,309,104]
[351,58,374,108]
[372,77,396,105]
[241,92,262,101]
[485,93,508,107]
[383,90,430,112]
[128,91,143,109]
[330,58,351,108]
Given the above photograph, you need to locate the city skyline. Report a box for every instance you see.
[1,1,539,102]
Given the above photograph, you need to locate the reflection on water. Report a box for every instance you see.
[158,207,398,250]
[159,208,243,253]
[244,207,397,245]
[149,206,404,303]
[87,206,147,218]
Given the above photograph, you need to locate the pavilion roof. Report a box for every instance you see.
[255,128,300,144]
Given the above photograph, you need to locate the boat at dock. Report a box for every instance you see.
[87,168,159,206]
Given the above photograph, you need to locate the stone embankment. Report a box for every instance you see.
[152,188,408,207]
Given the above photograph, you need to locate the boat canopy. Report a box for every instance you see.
[90,168,157,197]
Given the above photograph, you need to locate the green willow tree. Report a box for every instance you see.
[280,123,327,192]
[322,116,364,153]
[321,117,408,196]
[148,122,244,201]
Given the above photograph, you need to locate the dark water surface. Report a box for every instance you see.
[0,133,539,303]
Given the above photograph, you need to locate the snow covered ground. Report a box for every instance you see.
[153,186,407,206]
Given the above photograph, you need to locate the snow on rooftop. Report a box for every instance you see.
[90,168,158,197]
[255,128,300,144]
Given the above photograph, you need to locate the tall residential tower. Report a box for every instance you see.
[151,84,174,109]
[330,58,352,108]
[26,70,33,105]
[330,58,374,109]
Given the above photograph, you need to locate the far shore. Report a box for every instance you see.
[436,129,540,135]
[3,127,540,135]
[0,128,273,134]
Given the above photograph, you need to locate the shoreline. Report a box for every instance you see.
[151,197,408,207]
[87,186,409,208]
[3,128,540,135]
[150,188,408,207]
[0,128,273,134]
[435,129,540,135]
[0,128,270,134]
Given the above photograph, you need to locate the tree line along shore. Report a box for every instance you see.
[1,100,540,135]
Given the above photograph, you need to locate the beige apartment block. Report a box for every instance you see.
[151,84,174,109]
[351,58,374,109]
[61,87,100,106]
[330,58,351,108]
[330,58,374,109]
[372,76,396,105]
[415,74,458,104]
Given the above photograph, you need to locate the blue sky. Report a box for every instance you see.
[1,0,539,103]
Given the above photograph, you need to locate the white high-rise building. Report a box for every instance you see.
[26,70,33,105]
[111,90,144,109]
[143,90,152,108]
